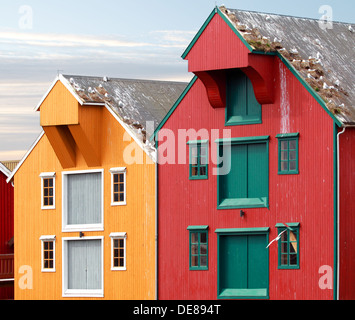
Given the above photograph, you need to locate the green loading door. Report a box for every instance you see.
[217,231,269,299]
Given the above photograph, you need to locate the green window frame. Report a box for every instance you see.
[187,140,208,180]
[215,136,269,209]
[187,226,208,270]
[225,69,262,126]
[276,223,300,269]
[277,133,299,175]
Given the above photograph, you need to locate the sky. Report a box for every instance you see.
[0,0,354,161]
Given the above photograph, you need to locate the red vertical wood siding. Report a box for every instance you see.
[338,127,355,299]
[158,56,335,300]
[0,171,14,299]
[185,14,250,73]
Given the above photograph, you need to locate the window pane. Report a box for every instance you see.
[200,244,207,255]
[119,183,124,192]
[289,161,297,170]
[289,150,296,161]
[281,141,288,150]
[191,256,198,267]
[44,198,48,206]
[281,151,288,161]
[281,161,288,171]
[119,193,124,202]
[281,254,288,265]
[114,184,119,192]
[48,198,53,206]
[44,179,48,187]
[289,140,297,150]
[191,244,198,255]
[200,256,207,267]
[119,174,124,183]
[114,194,119,202]
[119,239,124,248]
[199,166,206,176]
[200,232,207,243]
[44,188,48,196]
[113,174,119,183]
[191,166,198,176]
[119,258,124,267]
[289,254,297,265]
[191,233,198,243]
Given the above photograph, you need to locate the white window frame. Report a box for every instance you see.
[40,235,56,272]
[62,236,104,298]
[62,169,104,232]
[40,172,56,210]
[110,232,127,271]
[110,167,127,206]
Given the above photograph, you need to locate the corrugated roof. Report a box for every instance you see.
[61,75,188,140]
[220,7,355,125]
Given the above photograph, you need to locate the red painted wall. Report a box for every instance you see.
[338,127,355,300]
[157,54,336,299]
[0,170,14,299]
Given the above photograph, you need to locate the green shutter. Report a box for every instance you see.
[226,69,262,126]
[217,137,269,209]
[217,230,269,299]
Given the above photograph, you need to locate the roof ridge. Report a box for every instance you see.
[224,7,354,25]
[62,74,188,85]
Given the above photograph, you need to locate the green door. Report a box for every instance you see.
[217,230,269,299]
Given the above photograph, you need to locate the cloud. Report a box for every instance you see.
[0,31,153,48]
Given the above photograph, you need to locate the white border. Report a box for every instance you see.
[110,167,127,206]
[62,236,104,298]
[62,169,104,232]
[109,232,127,271]
[40,172,56,210]
[40,235,56,272]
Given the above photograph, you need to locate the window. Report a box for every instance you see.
[62,237,103,298]
[188,140,208,180]
[276,223,300,269]
[187,226,208,270]
[62,169,104,232]
[277,133,299,174]
[40,172,55,209]
[110,168,126,206]
[40,235,56,272]
[216,136,269,209]
[226,69,262,126]
[110,232,127,270]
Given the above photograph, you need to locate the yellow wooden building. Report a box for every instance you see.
[7,74,186,299]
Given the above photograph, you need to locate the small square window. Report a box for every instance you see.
[187,226,208,270]
[40,173,55,210]
[110,168,126,206]
[188,141,208,180]
[277,133,299,175]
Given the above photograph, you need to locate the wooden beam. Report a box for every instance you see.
[43,126,76,169]
[68,124,100,167]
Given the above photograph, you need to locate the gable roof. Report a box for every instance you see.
[8,75,188,182]
[182,6,355,127]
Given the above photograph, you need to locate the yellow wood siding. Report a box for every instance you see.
[40,81,79,126]
[14,84,156,300]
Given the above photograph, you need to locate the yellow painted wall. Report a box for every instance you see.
[40,81,79,126]
[14,84,156,300]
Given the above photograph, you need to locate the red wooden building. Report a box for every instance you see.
[154,7,355,300]
[0,162,14,299]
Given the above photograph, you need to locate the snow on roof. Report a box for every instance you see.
[220,7,355,126]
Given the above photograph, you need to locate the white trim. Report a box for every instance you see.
[62,169,104,232]
[62,236,104,298]
[109,233,127,271]
[40,236,56,273]
[6,131,45,183]
[110,167,127,206]
[40,172,56,210]
[0,162,11,178]
[104,104,156,162]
